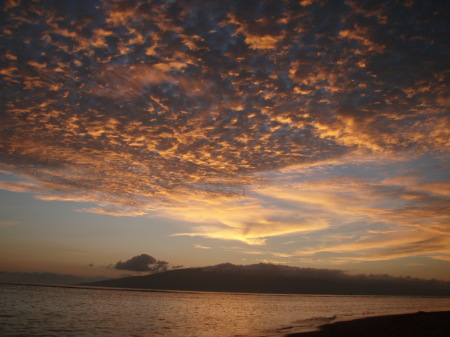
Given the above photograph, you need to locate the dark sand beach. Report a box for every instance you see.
[286,311,450,337]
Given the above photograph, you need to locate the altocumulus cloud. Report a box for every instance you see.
[114,254,169,273]
[0,0,449,260]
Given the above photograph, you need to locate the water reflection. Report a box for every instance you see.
[1,284,450,337]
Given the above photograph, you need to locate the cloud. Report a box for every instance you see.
[164,192,329,245]
[194,244,211,249]
[3,0,447,198]
[77,207,148,217]
[295,229,450,261]
[114,254,168,273]
[0,0,449,261]
[0,271,108,285]
[253,159,450,261]
[0,220,17,227]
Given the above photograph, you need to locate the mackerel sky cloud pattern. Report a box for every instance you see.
[1,0,449,263]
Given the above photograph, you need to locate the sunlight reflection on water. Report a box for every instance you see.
[1,284,450,337]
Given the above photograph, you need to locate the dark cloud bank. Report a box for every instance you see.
[0,254,173,285]
[86,263,450,296]
[0,271,108,285]
[114,253,169,273]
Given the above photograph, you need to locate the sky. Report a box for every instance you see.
[1,0,449,282]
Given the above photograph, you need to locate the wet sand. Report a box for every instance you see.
[286,311,450,337]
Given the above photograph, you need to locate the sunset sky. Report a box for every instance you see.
[1,0,449,281]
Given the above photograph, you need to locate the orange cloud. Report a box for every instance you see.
[159,192,329,245]
[1,0,449,264]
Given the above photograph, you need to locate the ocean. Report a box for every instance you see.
[1,283,450,337]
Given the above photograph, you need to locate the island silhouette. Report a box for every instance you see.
[83,263,450,296]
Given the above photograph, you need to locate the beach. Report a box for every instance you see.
[286,311,450,337]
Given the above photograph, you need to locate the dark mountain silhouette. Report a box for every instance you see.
[82,263,450,296]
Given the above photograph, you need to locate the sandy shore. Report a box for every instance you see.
[285,311,450,337]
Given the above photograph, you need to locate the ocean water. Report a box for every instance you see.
[1,284,450,337]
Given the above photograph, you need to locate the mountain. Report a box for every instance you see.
[82,263,450,296]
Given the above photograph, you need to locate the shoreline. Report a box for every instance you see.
[285,311,450,337]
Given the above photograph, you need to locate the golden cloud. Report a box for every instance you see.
[0,0,449,260]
